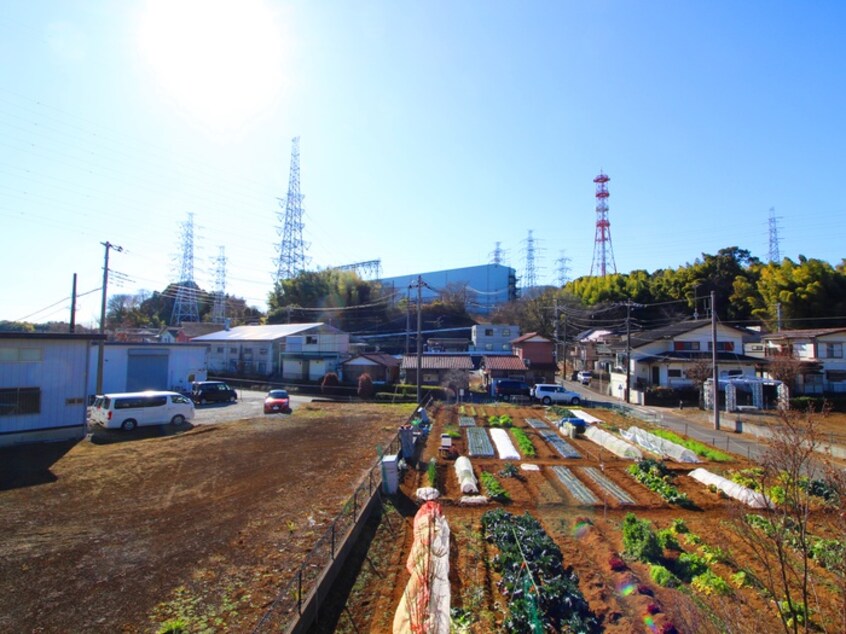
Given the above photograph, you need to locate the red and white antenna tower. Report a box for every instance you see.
[589,171,617,277]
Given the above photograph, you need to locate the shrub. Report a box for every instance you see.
[357,372,375,399]
[622,513,662,563]
[649,564,678,588]
[320,372,341,396]
[670,518,689,534]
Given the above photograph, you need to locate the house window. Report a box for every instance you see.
[668,369,682,378]
[243,348,253,356]
[0,387,41,416]
[485,329,494,337]
[230,347,238,354]
[306,336,318,345]
[707,341,735,352]
[259,348,268,355]
[501,329,511,336]
[727,369,743,376]
[485,344,493,351]
[674,341,700,351]
[216,346,224,354]
[827,370,846,382]
[825,343,843,359]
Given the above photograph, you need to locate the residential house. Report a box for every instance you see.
[0,332,104,447]
[400,354,474,386]
[761,328,846,394]
[608,319,763,403]
[479,355,528,388]
[192,323,349,381]
[341,353,400,385]
[471,324,520,353]
[510,332,557,384]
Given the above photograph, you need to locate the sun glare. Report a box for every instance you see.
[137,0,288,135]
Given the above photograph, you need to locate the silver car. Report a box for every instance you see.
[531,383,582,405]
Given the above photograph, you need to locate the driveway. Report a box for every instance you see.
[192,389,312,425]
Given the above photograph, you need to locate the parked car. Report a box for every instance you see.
[264,389,292,414]
[577,371,593,385]
[531,383,582,405]
[191,381,238,404]
[89,391,195,431]
[492,379,531,401]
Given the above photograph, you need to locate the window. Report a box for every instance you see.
[306,335,318,345]
[825,343,843,359]
[485,328,494,337]
[115,395,167,409]
[230,347,238,354]
[216,346,224,354]
[243,347,253,356]
[668,369,682,378]
[674,341,700,351]
[727,369,743,376]
[501,329,511,336]
[0,387,41,415]
[0,347,43,362]
[707,341,735,352]
[827,370,846,382]
[259,348,268,355]
[485,344,493,350]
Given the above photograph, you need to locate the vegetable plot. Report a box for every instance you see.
[489,428,520,460]
[551,466,599,505]
[481,509,601,633]
[525,418,550,430]
[581,466,636,505]
[458,416,476,427]
[466,427,495,457]
[538,429,581,459]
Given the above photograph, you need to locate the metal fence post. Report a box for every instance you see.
[297,570,303,614]
[331,522,336,560]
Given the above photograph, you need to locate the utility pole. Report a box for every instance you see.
[405,284,412,356]
[553,298,560,381]
[96,241,123,395]
[711,291,720,430]
[625,301,632,404]
[415,276,423,404]
[69,273,77,333]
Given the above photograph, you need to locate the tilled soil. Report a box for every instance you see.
[330,403,843,634]
[0,402,416,633]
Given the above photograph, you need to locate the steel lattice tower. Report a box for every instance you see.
[522,230,539,291]
[170,213,200,325]
[274,136,307,282]
[555,250,572,286]
[211,246,227,324]
[589,171,617,277]
[490,241,504,265]
[768,207,782,263]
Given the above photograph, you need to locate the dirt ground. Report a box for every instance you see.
[0,402,416,633]
[330,403,846,634]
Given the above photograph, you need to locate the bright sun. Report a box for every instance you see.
[137,0,288,134]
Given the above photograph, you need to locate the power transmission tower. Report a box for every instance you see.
[590,171,617,277]
[171,213,200,326]
[274,136,307,282]
[555,250,571,286]
[211,246,227,324]
[521,230,543,293]
[768,207,782,263]
[490,241,506,265]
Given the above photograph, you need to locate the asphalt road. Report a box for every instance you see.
[192,389,312,425]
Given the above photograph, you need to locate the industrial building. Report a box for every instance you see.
[379,263,517,315]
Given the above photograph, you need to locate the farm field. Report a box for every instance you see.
[0,401,416,633]
[329,403,846,634]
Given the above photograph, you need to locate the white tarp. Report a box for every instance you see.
[688,468,771,509]
[583,425,643,460]
[621,426,700,463]
[489,428,521,460]
[569,409,602,424]
[393,501,451,634]
[454,456,479,494]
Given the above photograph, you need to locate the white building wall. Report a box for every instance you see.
[87,345,208,394]
[0,337,92,446]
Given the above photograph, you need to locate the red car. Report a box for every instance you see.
[264,389,292,414]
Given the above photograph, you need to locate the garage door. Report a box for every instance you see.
[127,349,169,391]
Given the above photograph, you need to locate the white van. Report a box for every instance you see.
[89,391,195,431]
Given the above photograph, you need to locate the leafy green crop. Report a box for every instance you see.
[628,460,693,507]
[510,427,536,457]
[480,472,509,500]
[650,429,731,462]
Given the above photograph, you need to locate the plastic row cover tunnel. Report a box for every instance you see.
[621,426,700,463]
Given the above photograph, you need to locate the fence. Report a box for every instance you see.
[252,407,419,633]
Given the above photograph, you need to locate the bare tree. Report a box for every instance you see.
[727,405,841,633]
[685,357,713,409]
[767,350,807,396]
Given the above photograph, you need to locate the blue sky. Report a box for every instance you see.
[2,1,844,326]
